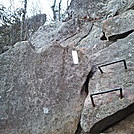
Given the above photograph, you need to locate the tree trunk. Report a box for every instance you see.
[20,0,27,40]
[58,0,62,21]
[52,0,57,21]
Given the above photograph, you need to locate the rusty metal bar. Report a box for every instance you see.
[90,88,123,107]
[98,59,127,73]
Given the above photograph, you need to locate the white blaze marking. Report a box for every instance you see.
[43,107,49,114]
[72,50,79,64]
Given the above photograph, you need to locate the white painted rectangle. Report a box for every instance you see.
[72,50,79,64]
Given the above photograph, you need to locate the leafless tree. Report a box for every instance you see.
[51,0,71,21]
[67,0,70,8]
[51,0,57,20]
[58,0,62,21]
[20,0,27,40]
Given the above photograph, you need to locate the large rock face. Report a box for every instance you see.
[102,10,134,40]
[0,42,90,134]
[0,0,134,134]
[69,0,134,18]
[81,32,134,133]
[69,0,107,18]
[104,113,134,133]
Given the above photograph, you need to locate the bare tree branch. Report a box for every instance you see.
[58,0,62,21]
[51,0,57,20]
[20,0,27,40]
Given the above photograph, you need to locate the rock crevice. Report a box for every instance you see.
[76,23,94,46]
[108,29,134,41]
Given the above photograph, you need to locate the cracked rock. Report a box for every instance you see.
[0,41,91,134]
[102,10,134,40]
[80,32,134,133]
[106,0,134,17]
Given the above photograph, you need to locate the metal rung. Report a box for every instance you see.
[90,88,123,107]
[98,59,127,73]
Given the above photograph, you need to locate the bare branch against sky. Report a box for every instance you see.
[0,0,71,20]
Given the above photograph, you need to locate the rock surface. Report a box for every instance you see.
[81,32,134,133]
[69,0,134,18]
[104,113,134,134]
[105,0,134,17]
[102,10,134,40]
[0,0,134,134]
[0,42,90,134]
[69,0,107,19]
[31,18,94,50]
[77,113,134,134]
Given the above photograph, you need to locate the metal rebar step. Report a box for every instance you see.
[89,59,127,107]
[98,59,127,73]
[90,88,123,107]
